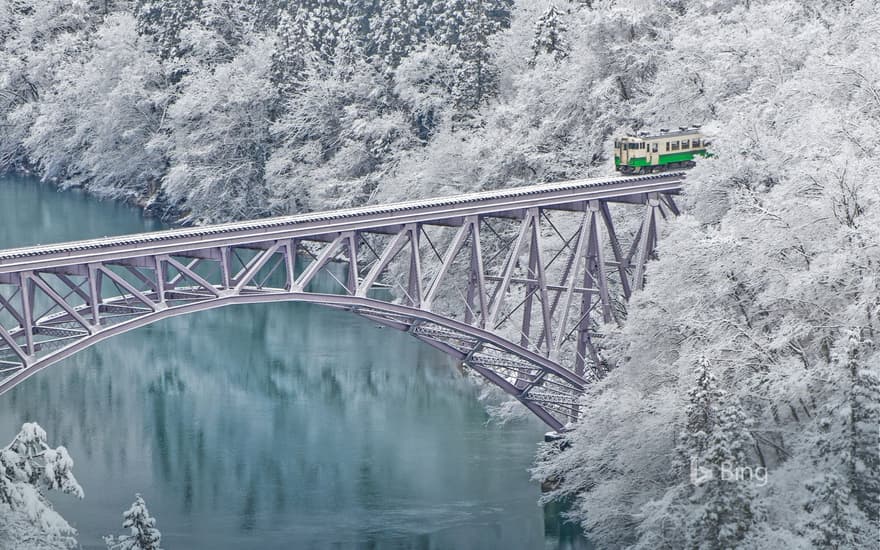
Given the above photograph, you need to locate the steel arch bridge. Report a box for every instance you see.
[0,173,684,431]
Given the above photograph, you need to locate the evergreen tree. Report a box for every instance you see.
[194,0,284,61]
[0,423,83,549]
[691,403,755,548]
[675,358,756,548]
[135,0,201,61]
[372,0,431,71]
[272,9,308,97]
[802,416,870,548]
[799,330,877,548]
[278,0,370,67]
[104,494,162,550]
[676,356,724,466]
[0,423,83,504]
[432,0,511,113]
[531,5,569,64]
[846,333,880,524]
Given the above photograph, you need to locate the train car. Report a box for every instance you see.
[614,127,710,174]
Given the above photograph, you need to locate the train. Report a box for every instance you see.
[614,127,709,174]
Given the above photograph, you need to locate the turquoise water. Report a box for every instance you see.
[0,174,589,549]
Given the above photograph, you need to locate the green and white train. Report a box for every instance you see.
[614,127,710,174]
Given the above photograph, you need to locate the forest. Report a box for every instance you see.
[1,0,879,548]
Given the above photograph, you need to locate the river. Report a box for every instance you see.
[0,174,589,549]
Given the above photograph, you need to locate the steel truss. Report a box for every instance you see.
[0,173,683,430]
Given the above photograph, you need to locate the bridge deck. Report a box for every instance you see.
[0,173,683,273]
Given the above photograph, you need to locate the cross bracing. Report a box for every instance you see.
[0,172,683,431]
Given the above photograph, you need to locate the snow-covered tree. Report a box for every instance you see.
[634,358,757,549]
[531,5,569,63]
[801,414,871,549]
[24,13,169,201]
[135,0,200,60]
[0,423,84,549]
[797,330,880,547]
[691,402,756,548]
[0,0,95,169]
[433,0,511,113]
[104,494,162,550]
[846,332,880,523]
[162,35,278,223]
[277,0,369,66]
[268,59,414,214]
[393,43,462,140]
[677,357,725,463]
[371,0,432,71]
[271,9,309,97]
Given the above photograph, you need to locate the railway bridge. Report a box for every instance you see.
[0,173,684,431]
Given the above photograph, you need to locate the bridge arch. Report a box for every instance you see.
[0,292,585,431]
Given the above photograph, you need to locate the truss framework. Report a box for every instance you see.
[0,174,682,430]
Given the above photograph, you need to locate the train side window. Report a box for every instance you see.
[614,141,620,148]
[671,141,680,151]
[692,139,701,148]
[682,140,690,148]
[652,143,658,153]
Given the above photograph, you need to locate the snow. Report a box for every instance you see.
[104,494,163,550]
[0,422,83,549]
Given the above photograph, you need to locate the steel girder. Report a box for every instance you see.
[0,173,683,429]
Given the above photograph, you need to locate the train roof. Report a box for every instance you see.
[620,128,703,141]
